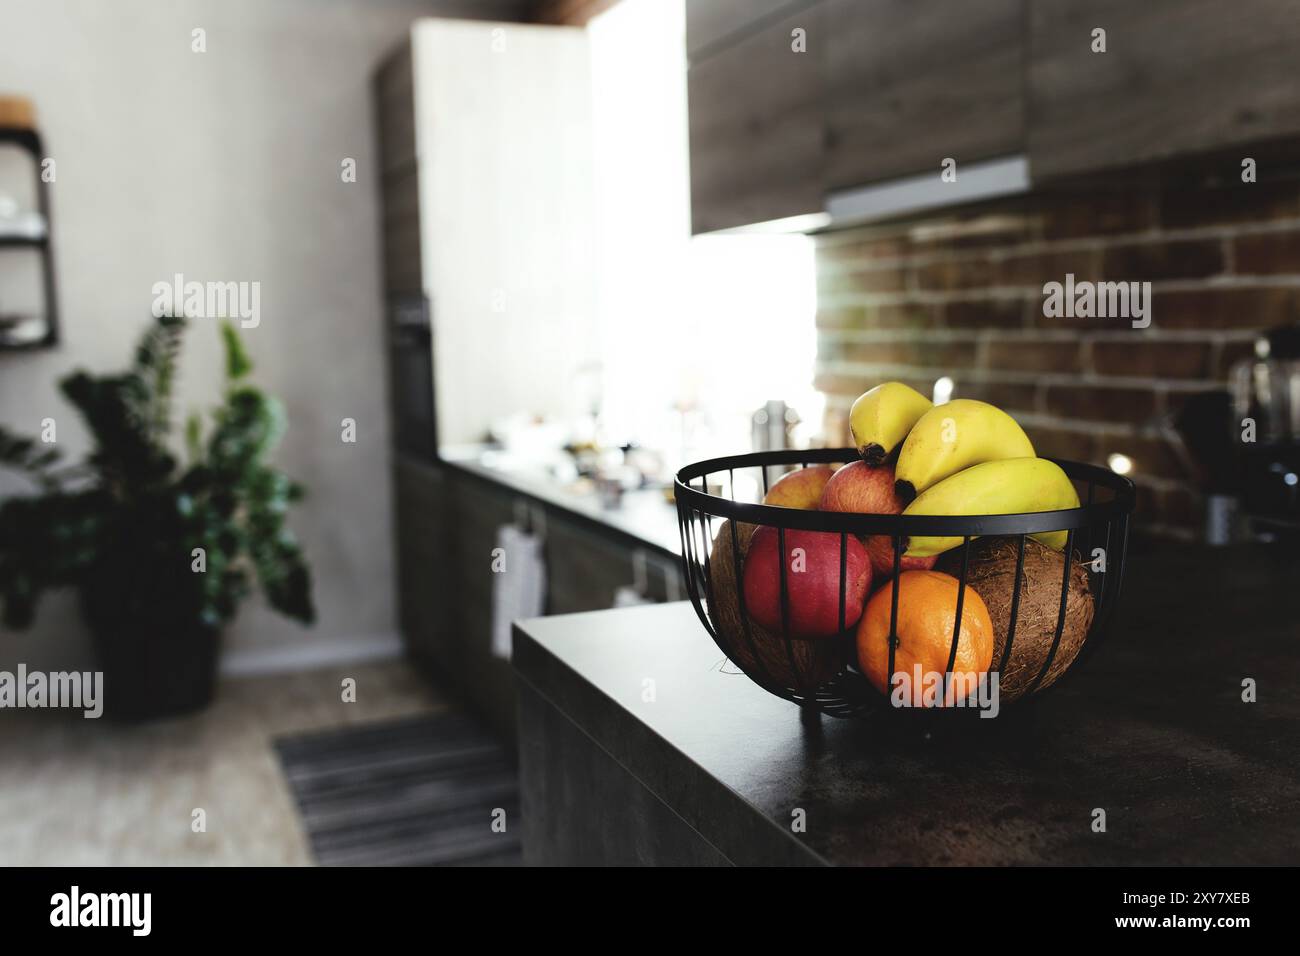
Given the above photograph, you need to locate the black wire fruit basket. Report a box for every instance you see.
[675,448,1136,717]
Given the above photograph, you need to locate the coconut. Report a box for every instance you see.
[936,537,1094,703]
[705,520,841,692]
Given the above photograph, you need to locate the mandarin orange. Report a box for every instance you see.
[856,570,994,707]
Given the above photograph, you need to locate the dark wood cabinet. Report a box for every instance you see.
[688,3,826,233]
[546,518,634,616]
[393,457,454,669]
[374,39,416,177]
[686,0,1024,232]
[394,460,680,742]
[436,469,518,740]
[1027,0,1300,179]
[394,460,516,739]
[379,164,421,296]
[822,0,1023,190]
[688,0,1300,229]
[685,0,796,60]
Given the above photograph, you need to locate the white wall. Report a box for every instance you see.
[0,0,523,673]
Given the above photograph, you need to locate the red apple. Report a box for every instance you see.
[762,465,834,509]
[863,535,937,579]
[741,526,870,638]
[819,461,937,578]
[819,460,899,514]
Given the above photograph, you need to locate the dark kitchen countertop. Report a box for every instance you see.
[512,544,1300,865]
[439,445,681,559]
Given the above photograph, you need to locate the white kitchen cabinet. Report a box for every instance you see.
[381,20,600,447]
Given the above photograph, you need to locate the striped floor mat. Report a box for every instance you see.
[274,712,522,866]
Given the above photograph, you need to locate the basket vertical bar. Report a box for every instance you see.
[887,534,902,704]
[774,526,806,704]
[945,536,972,704]
[1025,528,1075,695]
[997,535,1028,675]
[729,514,779,690]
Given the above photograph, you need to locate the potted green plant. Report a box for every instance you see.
[0,315,314,718]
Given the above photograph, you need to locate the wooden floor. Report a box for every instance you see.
[0,659,446,866]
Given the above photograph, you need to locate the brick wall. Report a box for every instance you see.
[814,169,1300,539]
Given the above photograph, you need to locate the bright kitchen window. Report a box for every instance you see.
[588,0,822,472]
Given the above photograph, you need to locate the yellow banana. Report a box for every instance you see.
[895,399,1035,501]
[848,382,933,465]
[902,457,1080,558]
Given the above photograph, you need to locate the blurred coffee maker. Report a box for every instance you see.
[1230,324,1300,538]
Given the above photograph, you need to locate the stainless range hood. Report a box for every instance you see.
[713,155,1033,235]
[823,155,1030,230]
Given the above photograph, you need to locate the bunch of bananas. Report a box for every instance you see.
[848,382,1079,558]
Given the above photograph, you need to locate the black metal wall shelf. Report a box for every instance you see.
[0,122,58,350]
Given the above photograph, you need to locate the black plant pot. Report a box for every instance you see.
[88,619,220,721]
[77,538,225,720]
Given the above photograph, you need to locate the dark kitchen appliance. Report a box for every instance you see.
[675,449,1134,717]
[387,293,436,460]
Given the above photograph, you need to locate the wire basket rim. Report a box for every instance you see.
[675,449,1135,536]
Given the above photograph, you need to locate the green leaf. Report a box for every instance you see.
[253,534,315,625]
[221,321,253,381]
[131,313,186,441]
[0,313,313,638]
[0,425,62,478]
[58,370,174,487]
[185,411,203,463]
[206,388,284,479]
[0,489,110,627]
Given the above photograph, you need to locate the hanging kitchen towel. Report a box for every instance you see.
[490,523,547,660]
[612,585,652,608]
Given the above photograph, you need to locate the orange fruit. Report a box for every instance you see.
[856,570,993,707]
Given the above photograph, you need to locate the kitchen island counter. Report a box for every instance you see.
[512,545,1300,866]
